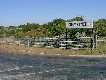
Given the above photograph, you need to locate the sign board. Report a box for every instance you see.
[66,21,93,29]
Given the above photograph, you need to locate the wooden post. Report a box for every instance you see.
[19,40,21,47]
[93,30,96,48]
[90,29,93,51]
[66,28,68,49]
[28,39,30,48]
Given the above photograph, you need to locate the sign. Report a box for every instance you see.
[66,21,93,28]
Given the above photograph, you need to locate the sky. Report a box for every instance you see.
[0,0,106,26]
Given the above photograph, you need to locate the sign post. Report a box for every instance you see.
[65,21,96,49]
[65,28,68,49]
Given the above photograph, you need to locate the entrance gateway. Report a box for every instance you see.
[65,20,96,49]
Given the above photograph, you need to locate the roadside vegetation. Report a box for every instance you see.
[0,16,106,55]
[0,16,106,38]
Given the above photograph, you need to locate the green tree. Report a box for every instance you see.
[0,26,4,37]
[48,18,65,37]
[94,19,106,37]
[15,28,25,38]
[67,16,84,21]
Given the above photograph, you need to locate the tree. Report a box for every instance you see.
[67,16,84,21]
[0,26,4,37]
[15,29,25,38]
[0,26,4,29]
[48,18,65,37]
[94,19,106,37]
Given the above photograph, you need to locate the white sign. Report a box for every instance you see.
[66,21,93,28]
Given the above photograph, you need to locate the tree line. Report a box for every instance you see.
[0,16,106,39]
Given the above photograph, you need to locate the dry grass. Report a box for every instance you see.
[0,42,106,57]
